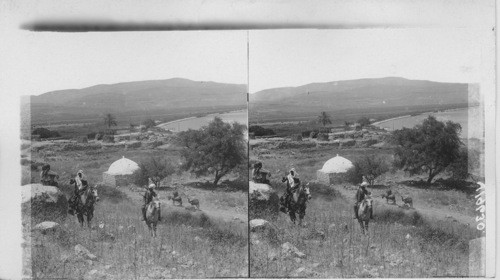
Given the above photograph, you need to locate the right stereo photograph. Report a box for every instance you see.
[248,29,492,278]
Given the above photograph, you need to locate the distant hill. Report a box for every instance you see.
[250,77,470,123]
[25,78,246,125]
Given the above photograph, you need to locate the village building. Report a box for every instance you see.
[102,156,140,187]
[316,154,354,185]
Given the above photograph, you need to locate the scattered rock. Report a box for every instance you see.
[249,181,275,201]
[33,221,60,234]
[75,244,98,261]
[281,242,306,259]
[328,223,336,231]
[194,236,202,242]
[22,184,68,225]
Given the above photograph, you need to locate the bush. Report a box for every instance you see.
[309,131,319,138]
[32,127,61,139]
[249,192,280,221]
[301,130,312,138]
[346,155,389,185]
[249,125,275,137]
[102,135,115,143]
[291,134,302,141]
[317,133,329,141]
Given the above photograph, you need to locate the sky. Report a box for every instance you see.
[248,28,491,93]
[2,30,247,96]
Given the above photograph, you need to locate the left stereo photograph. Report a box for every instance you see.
[19,31,249,279]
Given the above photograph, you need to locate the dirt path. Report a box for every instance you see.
[120,186,247,228]
[334,185,477,230]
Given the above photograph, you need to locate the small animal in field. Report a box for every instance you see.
[401,195,413,208]
[187,197,200,210]
[171,192,182,206]
[382,190,396,204]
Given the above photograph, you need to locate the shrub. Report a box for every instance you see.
[32,127,61,139]
[345,155,389,185]
[317,133,329,141]
[301,130,312,138]
[309,131,319,138]
[249,125,275,137]
[291,134,302,141]
[102,135,115,143]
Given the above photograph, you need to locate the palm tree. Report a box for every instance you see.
[317,111,332,132]
[103,113,117,128]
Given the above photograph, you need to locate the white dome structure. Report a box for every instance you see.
[107,156,140,175]
[320,154,354,173]
[317,154,353,185]
[103,156,140,187]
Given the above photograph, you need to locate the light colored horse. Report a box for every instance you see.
[145,197,161,237]
[76,185,99,228]
[357,196,373,235]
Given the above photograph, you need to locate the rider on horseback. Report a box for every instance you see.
[68,170,89,215]
[280,168,300,213]
[142,183,161,221]
[252,162,271,184]
[354,181,373,220]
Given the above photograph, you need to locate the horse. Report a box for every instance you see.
[382,190,396,204]
[187,198,200,210]
[74,185,99,228]
[145,197,161,237]
[282,177,312,225]
[401,195,413,208]
[357,196,373,235]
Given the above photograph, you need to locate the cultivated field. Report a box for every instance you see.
[249,136,481,278]
[22,139,248,279]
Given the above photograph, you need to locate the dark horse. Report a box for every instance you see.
[281,177,312,225]
[357,196,373,235]
[74,185,99,228]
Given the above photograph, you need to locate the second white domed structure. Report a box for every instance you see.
[103,156,140,187]
[317,154,354,185]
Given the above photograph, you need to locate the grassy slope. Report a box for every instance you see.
[24,143,248,279]
[249,142,481,278]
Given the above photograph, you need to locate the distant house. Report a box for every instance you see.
[103,156,140,187]
[316,154,354,185]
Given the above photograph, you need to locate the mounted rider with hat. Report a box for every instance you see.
[142,183,161,221]
[68,170,89,215]
[354,181,374,220]
[280,168,301,213]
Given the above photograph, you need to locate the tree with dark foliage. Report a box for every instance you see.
[317,111,332,132]
[103,113,118,128]
[391,115,462,184]
[176,117,246,186]
[346,155,389,185]
[133,157,176,188]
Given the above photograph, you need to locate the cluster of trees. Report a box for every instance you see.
[249,125,275,137]
[347,115,474,185]
[133,117,247,187]
[32,127,61,139]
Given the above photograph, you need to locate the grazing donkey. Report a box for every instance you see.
[401,195,413,208]
[187,198,200,210]
[382,189,396,204]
